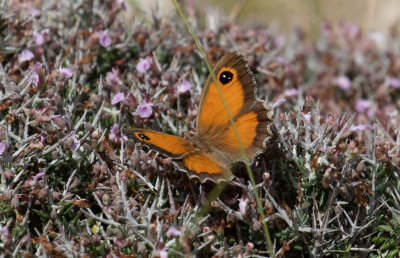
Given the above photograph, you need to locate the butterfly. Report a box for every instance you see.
[123,51,274,183]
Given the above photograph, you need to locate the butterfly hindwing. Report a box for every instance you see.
[215,101,274,161]
[179,152,233,182]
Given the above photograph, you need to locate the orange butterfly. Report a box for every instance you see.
[123,51,274,183]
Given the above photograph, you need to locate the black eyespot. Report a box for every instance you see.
[137,133,150,141]
[219,71,233,85]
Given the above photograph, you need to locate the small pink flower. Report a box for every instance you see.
[30,73,39,87]
[26,172,46,187]
[0,142,5,155]
[178,80,192,93]
[33,31,44,45]
[160,250,168,258]
[275,57,287,64]
[351,124,373,131]
[390,77,400,88]
[336,75,351,90]
[112,92,125,105]
[355,99,372,113]
[118,0,127,10]
[302,112,311,123]
[346,23,359,38]
[274,35,286,48]
[99,30,112,47]
[137,101,153,118]
[109,124,119,143]
[284,88,298,97]
[107,72,117,83]
[369,32,385,45]
[19,49,34,63]
[166,226,182,238]
[109,124,128,143]
[28,8,41,17]
[33,172,46,180]
[321,21,331,33]
[58,68,73,77]
[273,98,286,108]
[0,226,10,245]
[113,236,129,248]
[106,68,119,83]
[33,29,50,46]
[136,57,151,74]
[29,62,42,87]
[238,196,249,214]
[69,135,80,151]
[1,226,9,236]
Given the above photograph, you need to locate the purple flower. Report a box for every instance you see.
[351,124,373,131]
[113,236,129,248]
[109,123,128,143]
[33,31,44,45]
[336,75,351,90]
[26,172,46,187]
[136,57,151,74]
[99,30,112,48]
[30,73,39,87]
[284,88,298,97]
[275,57,287,64]
[33,172,46,180]
[321,21,331,33]
[137,101,153,118]
[1,226,9,236]
[273,98,286,108]
[28,8,41,17]
[369,32,385,45]
[390,77,400,88]
[346,23,359,38]
[107,68,119,83]
[0,142,5,155]
[69,135,80,151]
[112,92,125,105]
[355,99,372,113]
[178,80,192,93]
[302,112,311,123]
[117,0,127,10]
[160,250,168,258]
[33,29,50,46]
[19,49,34,63]
[109,124,119,143]
[29,62,42,87]
[274,35,286,48]
[166,226,182,238]
[238,196,249,214]
[58,68,73,77]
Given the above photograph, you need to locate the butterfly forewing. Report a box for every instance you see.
[196,51,257,136]
[123,128,193,159]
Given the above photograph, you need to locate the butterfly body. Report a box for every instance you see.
[124,51,274,183]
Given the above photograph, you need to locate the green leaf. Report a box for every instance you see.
[345,244,351,253]
[378,225,394,233]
